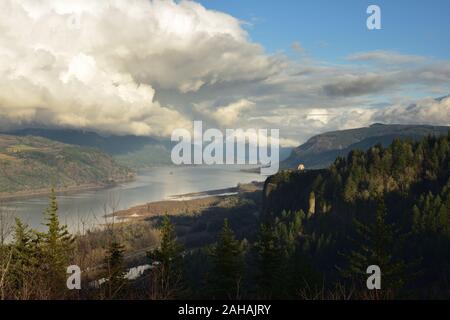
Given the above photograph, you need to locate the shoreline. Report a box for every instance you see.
[0,176,135,202]
[109,181,264,220]
[167,186,239,200]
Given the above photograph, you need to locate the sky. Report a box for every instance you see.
[0,0,449,146]
[198,0,450,60]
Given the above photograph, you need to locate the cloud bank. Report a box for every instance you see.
[0,0,278,135]
[0,0,450,145]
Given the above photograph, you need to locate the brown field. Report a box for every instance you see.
[0,153,18,161]
[111,181,263,220]
[113,195,223,219]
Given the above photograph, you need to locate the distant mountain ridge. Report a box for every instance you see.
[6,128,293,167]
[8,124,449,172]
[282,124,450,169]
[6,128,172,154]
[5,128,173,168]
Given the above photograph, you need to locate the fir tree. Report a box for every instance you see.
[147,215,184,299]
[103,239,126,299]
[41,189,74,298]
[208,219,245,299]
[3,218,39,299]
[10,219,35,287]
[340,199,406,295]
[254,224,284,298]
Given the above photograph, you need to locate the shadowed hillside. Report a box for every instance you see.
[6,128,173,169]
[0,134,134,197]
[282,124,450,169]
[264,132,450,298]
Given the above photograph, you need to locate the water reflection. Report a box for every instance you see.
[2,165,264,232]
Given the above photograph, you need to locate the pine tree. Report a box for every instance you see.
[208,219,245,299]
[10,218,36,297]
[340,199,406,295]
[147,215,184,299]
[255,212,319,299]
[343,176,358,203]
[103,240,126,299]
[412,185,450,236]
[1,218,38,299]
[412,205,422,233]
[40,189,74,298]
[254,224,284,298]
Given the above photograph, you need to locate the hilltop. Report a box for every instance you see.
[282,124,450,169]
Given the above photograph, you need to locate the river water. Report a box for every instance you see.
[1,165,265,232]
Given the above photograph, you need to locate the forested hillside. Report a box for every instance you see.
[0,135,134,196]
[282,124,450,169]
[264,132,450,298]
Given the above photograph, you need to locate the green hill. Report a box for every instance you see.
[7,128,173,168]
[282,124,450,169]
[0,135,134,196]
[263,132,450,297]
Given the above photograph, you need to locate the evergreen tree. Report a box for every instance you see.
[103,239,126,299]
[147,215,184,299]
[208,219,245,299]
[2,218,40,299]
[340,199,406,295]
[10,219,36,295]
[254,224,284,298]
[40,189,74,298]
[412,179,450,236]
[254,211,319,299]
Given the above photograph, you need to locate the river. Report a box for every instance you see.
[1,165,265,232]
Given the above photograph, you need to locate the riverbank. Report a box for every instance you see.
[3,166,265,233]
[0,175,136,202]
[110,181,264,220]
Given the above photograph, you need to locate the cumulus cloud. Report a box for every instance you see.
[0,0,280,135]
[299,96,450,137]
[212,99,255,126]
[0,1,450,146]
[244,95,450,146]
[372,96,450,126]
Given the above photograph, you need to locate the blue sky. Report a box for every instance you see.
[198,0,450,62]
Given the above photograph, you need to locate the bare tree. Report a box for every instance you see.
[0,202,15,299]
[0,202,14,245]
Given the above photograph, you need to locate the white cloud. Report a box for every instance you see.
[306,108,331,124]
[373,96,450,126]
[0,0,449,145]
[212,99,255,126]
[0,0,279,135]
